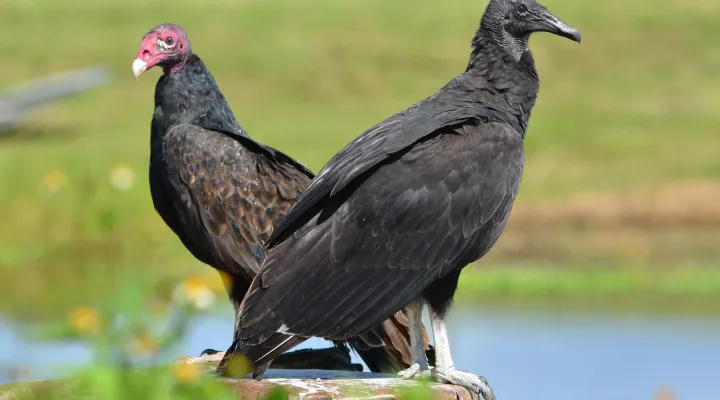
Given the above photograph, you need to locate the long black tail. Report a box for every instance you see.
[218,310,436,376]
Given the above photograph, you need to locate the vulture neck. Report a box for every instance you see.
[466,29,539,137]
[152,54,248,142]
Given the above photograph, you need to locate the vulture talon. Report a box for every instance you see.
[435,368,495,400]
[397,363,433,379]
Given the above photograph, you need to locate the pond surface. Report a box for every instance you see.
[1,306,718,400]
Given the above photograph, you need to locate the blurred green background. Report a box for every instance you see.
[0,0,718,323]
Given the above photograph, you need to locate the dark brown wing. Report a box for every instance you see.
[232,121,524,367]
[160,123,312,282]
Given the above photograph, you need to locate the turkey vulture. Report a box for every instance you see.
[132,23,434,373]
[220,0,580,398]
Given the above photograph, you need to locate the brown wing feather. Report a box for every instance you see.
[162,123,311,281]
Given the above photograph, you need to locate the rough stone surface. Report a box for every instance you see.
[181,357,475,400]
[219,369,475,400]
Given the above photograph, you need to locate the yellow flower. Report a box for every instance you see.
[175,276,217,310]
[172,363,200,384]
[215,270,234,294]
[40,169,68,193]
[69,307,99,335]
[193,271,230,294]
[109,164,135,192]
[223,354,251,377]
[128,331,159,357]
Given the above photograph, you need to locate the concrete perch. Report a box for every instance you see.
[216,369,476,400]
[180,356,476,400]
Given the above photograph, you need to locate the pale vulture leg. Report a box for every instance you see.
[397,299,432,379]
[428,305,496,400]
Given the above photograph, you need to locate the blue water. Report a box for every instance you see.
[2,307,719,400]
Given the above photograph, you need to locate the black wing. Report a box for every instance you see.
[238,121,524,348]
[267,103,475,246]
[158,123,312,281]
[268,73,524,248]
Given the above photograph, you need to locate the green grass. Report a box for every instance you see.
[456,266,720,314]
[0,0,718,319]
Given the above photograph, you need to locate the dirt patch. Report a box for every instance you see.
[484,181,720,265]
[510,180,720,228]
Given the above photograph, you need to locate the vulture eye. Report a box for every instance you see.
[516,4,528,16]
[165,37,174,45]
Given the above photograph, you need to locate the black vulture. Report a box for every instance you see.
[132,23,435,373]
[220,0,580,398]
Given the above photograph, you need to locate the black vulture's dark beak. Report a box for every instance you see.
[536,9,581,43]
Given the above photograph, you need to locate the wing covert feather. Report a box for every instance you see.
[162,123,312,279]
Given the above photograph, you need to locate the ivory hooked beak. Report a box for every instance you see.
[132,58,148,78]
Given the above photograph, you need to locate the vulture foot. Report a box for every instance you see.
[435,368,495,400]
[397,363,433,379]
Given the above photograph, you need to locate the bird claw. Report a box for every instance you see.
[435,368,495,400]
[397,363,433,379]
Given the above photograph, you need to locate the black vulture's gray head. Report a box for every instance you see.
[480,0,580,60]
